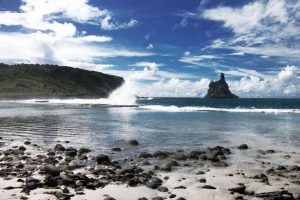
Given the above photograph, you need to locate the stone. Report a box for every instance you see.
[78,148,91,155]
[174,152,187,161]
[151,197,163,200]
[204,73,238,99]
[157,186,168,192]
[26,182,38,190]
[54,144,65,151]
[139,152,153,159]
[19,146,26,151]
[104,197,116,200]
[128,139,139,146]
[238,144,248,150]
[145,177,162,189]
[44,177,58,187]
[228,185,246,194]
[198,178,206,183]
[65,148,77,157]
[174,186,186,189]
[203,185,216,189]
[96,154,110,164]
[44,164,60,176]
[112,147,121,152]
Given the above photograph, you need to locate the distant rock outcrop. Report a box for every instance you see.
[204,73,239,99]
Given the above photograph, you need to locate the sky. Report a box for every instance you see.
[0,0,299,97]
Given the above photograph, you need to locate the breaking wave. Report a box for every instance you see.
[140,105,300,113]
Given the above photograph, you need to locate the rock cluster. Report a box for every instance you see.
[0,140,299,200]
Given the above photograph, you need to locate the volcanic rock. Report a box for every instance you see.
[204,73,238,98]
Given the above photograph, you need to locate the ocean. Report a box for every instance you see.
[0,98,299,155]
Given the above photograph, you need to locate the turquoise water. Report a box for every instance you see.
[0,98,299,153]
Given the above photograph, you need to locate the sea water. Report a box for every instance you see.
[0,98,299,155]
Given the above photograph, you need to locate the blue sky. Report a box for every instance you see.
[0,0,299,97]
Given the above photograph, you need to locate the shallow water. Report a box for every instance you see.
[0,98,299,154]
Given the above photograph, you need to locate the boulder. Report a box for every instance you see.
[44,164,60,176]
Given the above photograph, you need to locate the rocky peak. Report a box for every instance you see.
[204,73,239,99]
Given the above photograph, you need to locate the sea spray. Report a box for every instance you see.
[106,77,137,105]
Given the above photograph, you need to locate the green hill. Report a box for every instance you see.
[0,63,124,99]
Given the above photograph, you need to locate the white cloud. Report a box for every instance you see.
[184,51,191,56]
[229,52,244,56]
[0,0,149,66]
[146,43,154,50]
[203,1,288,33]
[0,32,152,65]
[179,55,219,65]
[137,78,211,97]
[201,0,300,58]
[100,15,138,30]
[230,65,300,97]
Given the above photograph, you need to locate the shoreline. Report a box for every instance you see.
[0,139,299,200]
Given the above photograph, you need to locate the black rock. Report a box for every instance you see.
[153,151,169,159]
[112,147,121,152]
[203,185,216,189]
[19,146,26,151]
[157,186,168,192]
[198,178,206,183]
[62,187,69,194]
[78,148,91,155]
[145,177,162,189]
[54,144,65,151]
[174,186,186,189]
[104,197,116,200]
[44,164,60,176]
[228,185,246,194]
[96,154,110,164]
[176,198,186,200]
[26,177,40,184]
[169,194,176,198]
[174,152,187,161]
[151,197,163,200]
[255,190,294,199]
[44,177,58,187]
[128,140,139,146]
[238,144,248,150]
[26,181,38,190]
[204,73,238,99]
[65,147,77,157]
[276,165,286,170]
[24,141,31,145]
[139,152,153,159]
[138,198,148,200]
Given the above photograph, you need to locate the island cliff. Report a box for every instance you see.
[0,63,124,99]
[204,73,239,99]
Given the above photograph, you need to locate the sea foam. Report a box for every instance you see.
[140,105,300,113]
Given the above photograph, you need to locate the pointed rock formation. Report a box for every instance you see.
[204,73,239,99]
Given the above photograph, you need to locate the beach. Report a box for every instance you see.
[0,138,299,200]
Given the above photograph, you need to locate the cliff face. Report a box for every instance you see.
[204,73,239,99]
[0,64,124,99]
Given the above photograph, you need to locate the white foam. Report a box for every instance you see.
[140,105,300,113]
